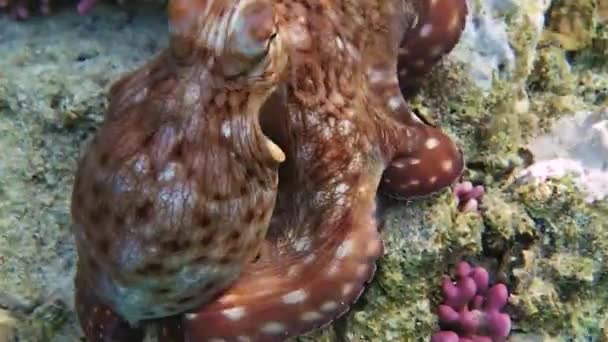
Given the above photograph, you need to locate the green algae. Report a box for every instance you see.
[302,173,608,340]
[544,0,597,52]
[507,177,607,339]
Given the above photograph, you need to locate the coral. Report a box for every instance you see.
[432,262,511,342]
[453,181,485,212]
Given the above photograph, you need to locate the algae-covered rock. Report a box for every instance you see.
[544,0,596,51]
[0,4,167,340]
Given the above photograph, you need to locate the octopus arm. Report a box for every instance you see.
[72,1,289,340]
[365,62,464,200]
[76,272,187,342]
[182,181,383,341]
[397,0,468,95]
[75,270,146,342]
[380,121,464,199]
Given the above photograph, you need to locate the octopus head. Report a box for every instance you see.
[168,0,287,81]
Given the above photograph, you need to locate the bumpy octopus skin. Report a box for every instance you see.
[71,0,468,341]
[72,0,289,338]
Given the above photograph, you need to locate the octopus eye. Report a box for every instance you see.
[167,0,278,70]
[228,1,276,58]
[221,0,279,77]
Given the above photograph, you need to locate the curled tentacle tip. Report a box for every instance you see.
[266,139,286,163]
[381,126,464,199]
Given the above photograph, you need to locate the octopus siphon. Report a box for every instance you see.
[70,0,468,341]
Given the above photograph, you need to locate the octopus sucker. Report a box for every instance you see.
[397,0,468,95]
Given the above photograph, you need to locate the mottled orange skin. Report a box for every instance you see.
[71,0,468,341]
[72,0,289,339]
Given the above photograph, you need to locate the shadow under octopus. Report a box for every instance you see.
[70,0,468,341]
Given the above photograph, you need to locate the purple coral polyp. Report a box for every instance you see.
[453,181,485,212]
[432,262,511,342]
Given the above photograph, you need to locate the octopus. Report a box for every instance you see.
[70,0,468,341]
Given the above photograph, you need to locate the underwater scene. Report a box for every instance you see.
[0,0,607,341]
